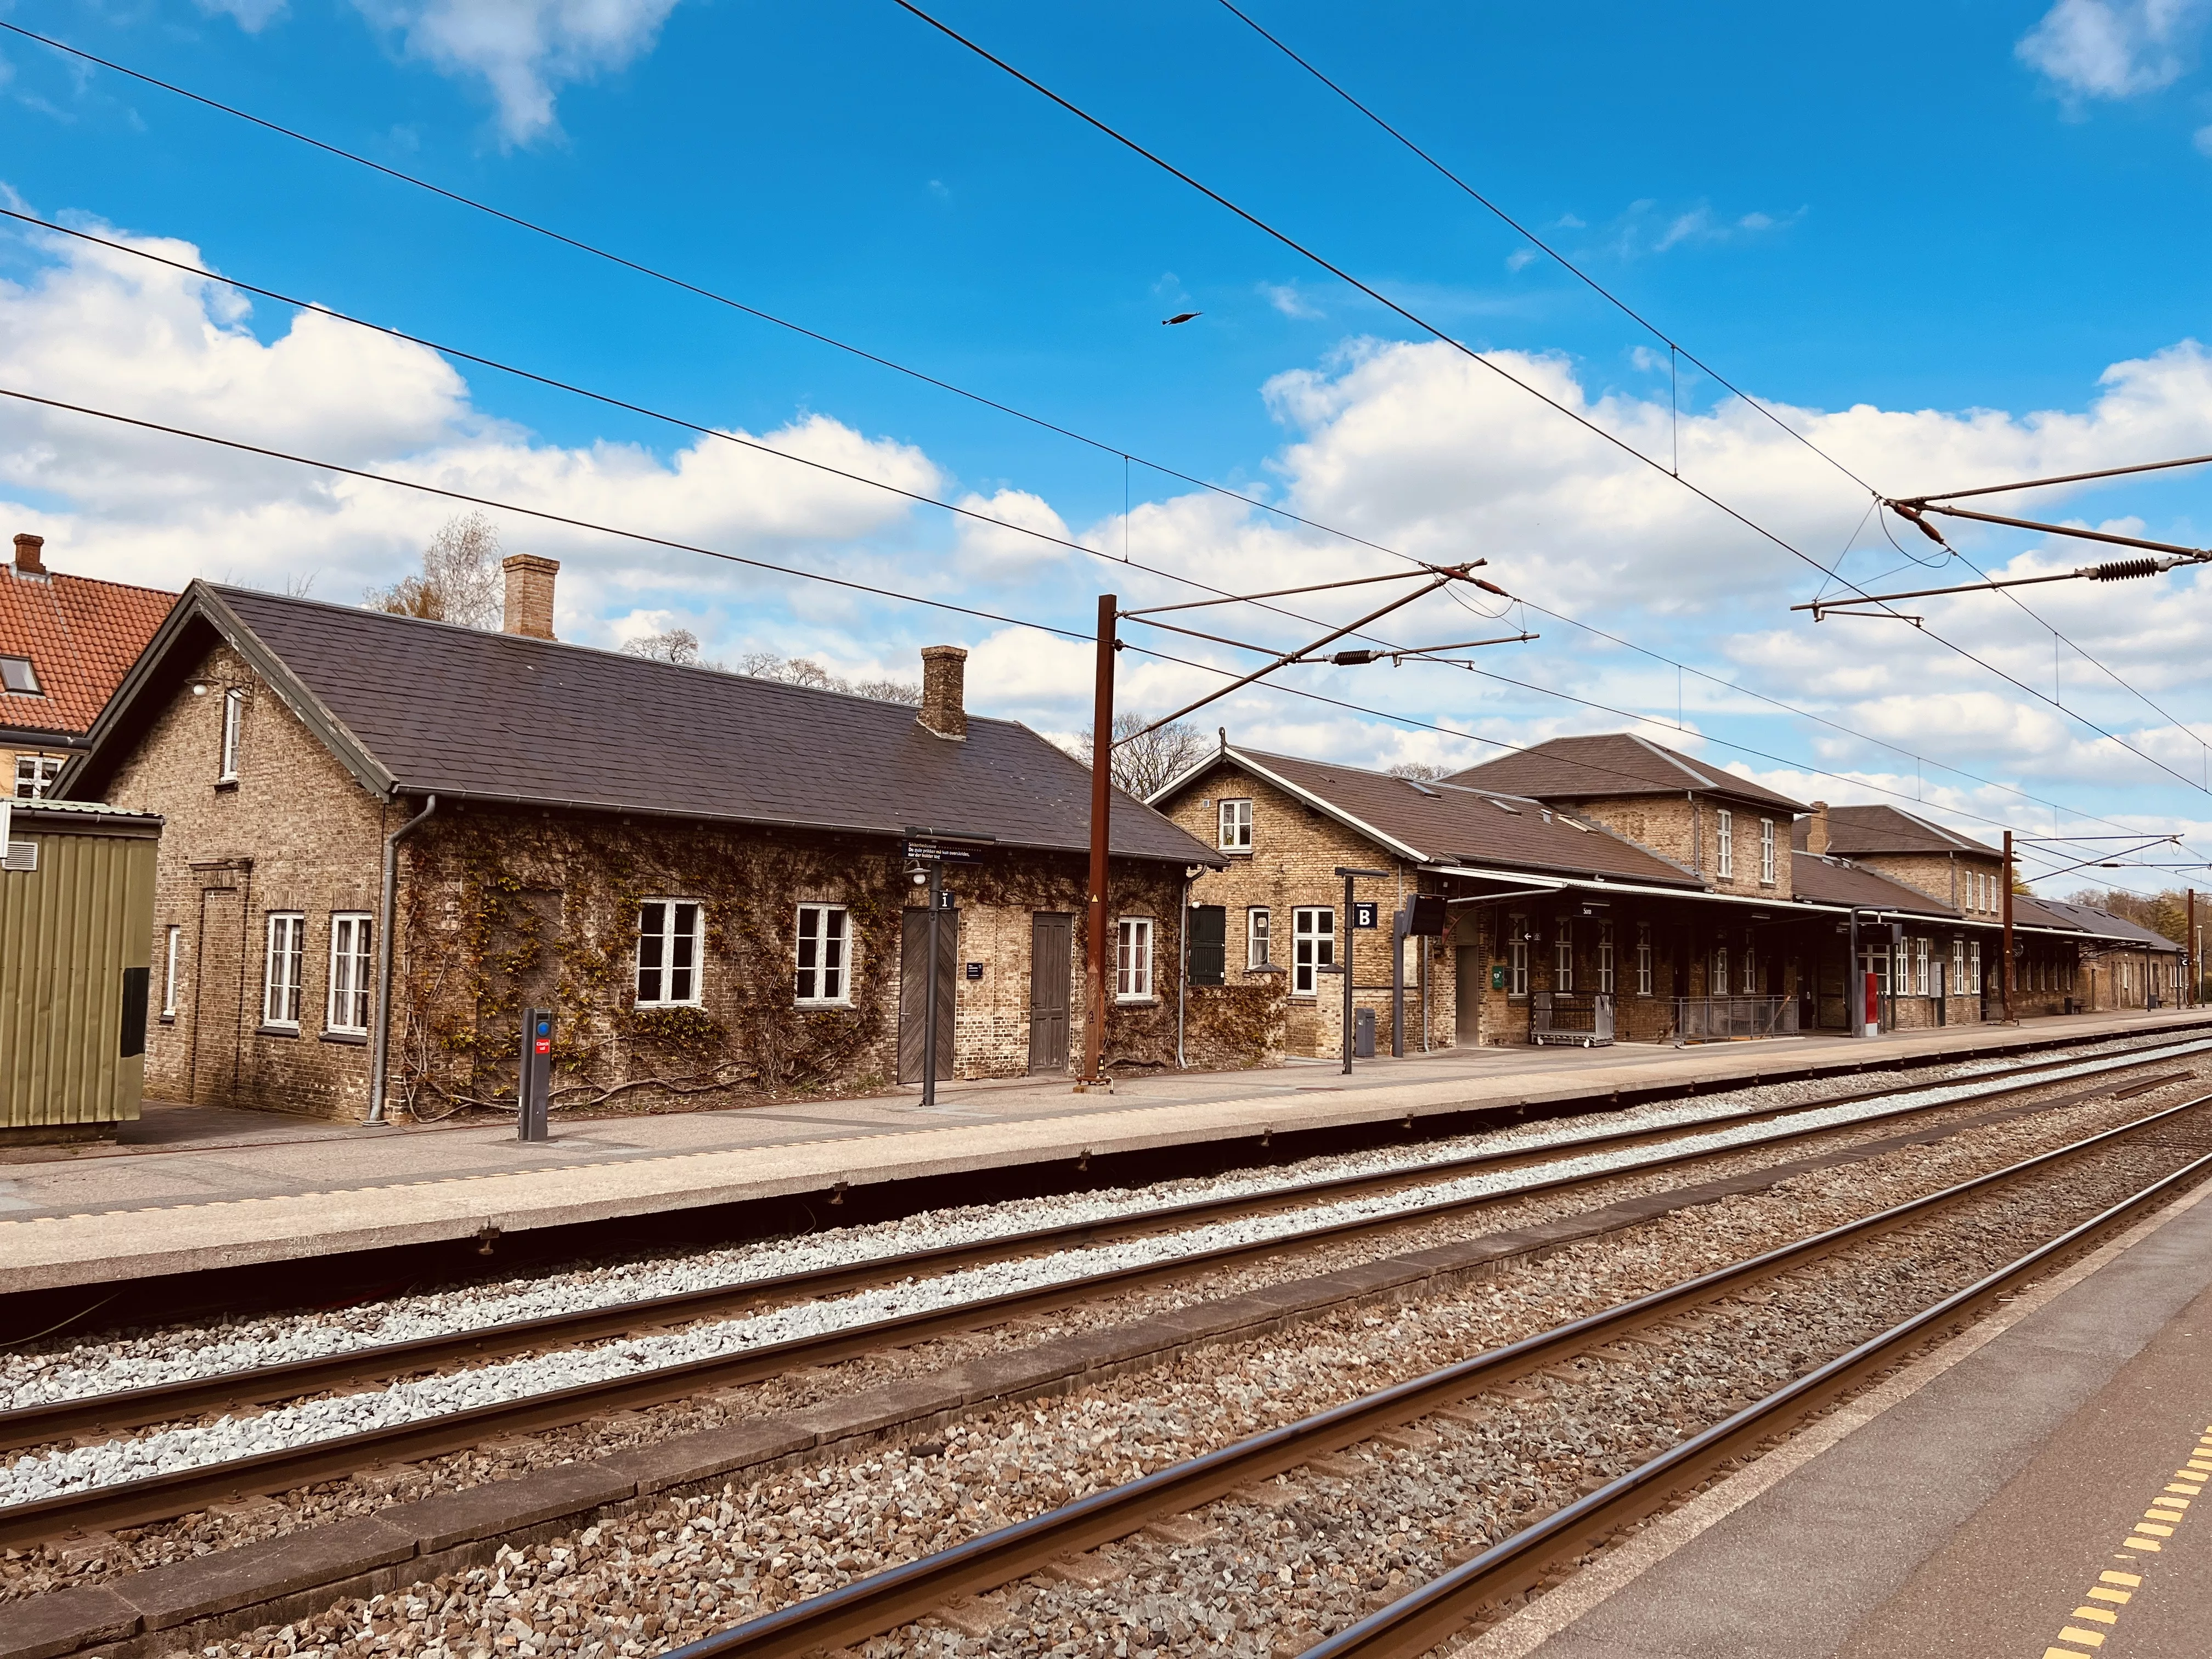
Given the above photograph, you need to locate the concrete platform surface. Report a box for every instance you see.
[1473,1107,2212,1659]
[0,1008,2204,1296]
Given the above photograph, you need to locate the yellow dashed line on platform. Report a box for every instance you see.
[2041,1425,2212,1655]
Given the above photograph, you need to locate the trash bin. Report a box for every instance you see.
[1354,1007,1375,1059]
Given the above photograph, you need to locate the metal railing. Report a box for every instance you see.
[1669,995,1799,1042]
[1530,991,1615,1046]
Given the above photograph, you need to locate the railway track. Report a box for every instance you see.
[0,1039,2198,1550]
[656,1091,2212,1659]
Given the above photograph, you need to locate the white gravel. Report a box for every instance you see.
[2,1037,2201,1510]
[2,1034,2198,1423]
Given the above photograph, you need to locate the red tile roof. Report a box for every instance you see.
[0,564,176,740]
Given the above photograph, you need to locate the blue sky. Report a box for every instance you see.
[4,0,2212,892]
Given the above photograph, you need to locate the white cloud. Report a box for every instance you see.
[352,0,684,143]
[0,212,939,633]
[1261,282,1322,319]
[950,488,1073,573]
[2017,0,2203,98]
[1504,249,1539,273]
[196,0,291,31]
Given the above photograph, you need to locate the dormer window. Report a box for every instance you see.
[0,655,38,695]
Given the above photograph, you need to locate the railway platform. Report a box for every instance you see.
[0,1007,2204,1299]
[1468,1119,2212,1659]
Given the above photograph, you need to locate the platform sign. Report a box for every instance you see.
[1352,901,1380,930]
[965,961,984,980]
[903,840,979,863]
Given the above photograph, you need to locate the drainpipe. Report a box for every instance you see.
[1176,868,1193,1068]
[366,794,438,1126]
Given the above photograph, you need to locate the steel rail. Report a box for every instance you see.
[1308,1120,2212,1656]
[661,1093,2212,1659]
[0,1051,2195,1546]
[2,1039,2192,1460]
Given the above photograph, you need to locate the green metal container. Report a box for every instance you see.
[0,798,162,1141]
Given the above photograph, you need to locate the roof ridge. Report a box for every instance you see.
[1621,731,1716,787]
[211,583,984,722]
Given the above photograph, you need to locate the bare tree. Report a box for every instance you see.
[2064,886,2189,946]
[365,512,504,628]
[623,628,708,666]
[1386,760,1450,782]
[737,652,921,704]
[1066,713,1210,799]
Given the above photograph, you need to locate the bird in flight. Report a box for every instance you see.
[1161,312,1201,325]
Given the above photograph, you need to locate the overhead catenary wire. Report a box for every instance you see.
[1211,0,1879,497]
[0,59,2189,866]
[3,42,2197,872]
[27,202,2155,862]
[887,0,2212,809]
[8,229,2196,894]
[20,375,2192,901]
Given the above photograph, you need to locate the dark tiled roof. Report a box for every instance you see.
[1442,733,1807,813]
[1790,853,1959,916]
[75,584,1215,866]
[0,564,175,740]
[1799,804,2002,859]
[2028,898,2182,949]
[1204,747,1706,887]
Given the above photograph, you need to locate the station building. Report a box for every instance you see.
[58,561,1222,1122]
[1153,734,2187,1057]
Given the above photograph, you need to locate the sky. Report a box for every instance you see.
[3,0,2211,895]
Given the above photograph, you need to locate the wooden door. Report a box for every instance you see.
[189,885,245,1105]
[1028,912,1073,1074]
[1454,945,1483,1045]
[898,907,958,1084]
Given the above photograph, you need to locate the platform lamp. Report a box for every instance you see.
[1076,563,1528,1089]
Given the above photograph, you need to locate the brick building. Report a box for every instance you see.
[0,533,173,802]
[1155,733,2185,1053]
[62,560,1221,1122]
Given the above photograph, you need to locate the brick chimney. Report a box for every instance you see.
[917,645,968,741]
[13,533,46,575]
[500,554,558,640]
[1807,800,1830,857]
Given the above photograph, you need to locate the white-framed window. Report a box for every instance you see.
[1248,906,1271,969]
[1915,937,1932,996]
[636,900,703,1007]
[12,754,59,799]
[1116,916,1154,1000]
[1712,944,1729,996]
[1970,940,1982,990]
[1741,943,1757,995]
[1951,939,1965,995]
[1716,810,1734,880]
[1554,917,1573,993]
[220,687,245,781]
[1293,906,1334,996]
[0,654,40,695]
[1217,798,1254,852]
[262,912,304,1028]
[1635,923,1653,997]
[326,913,374,1032]
[1507,915,1529,997]
[1759,817,1775,884]
[161,924,182,1019]
[1597,922,1615,995]
[795,903,850,1005]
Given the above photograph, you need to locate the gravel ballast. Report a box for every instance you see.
[18,1087,2205,1649]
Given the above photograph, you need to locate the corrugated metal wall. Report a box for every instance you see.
[0,828,156,1128]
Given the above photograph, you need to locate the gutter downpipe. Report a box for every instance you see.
[367,793,438,1126]
[1177,868,1192,1069]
